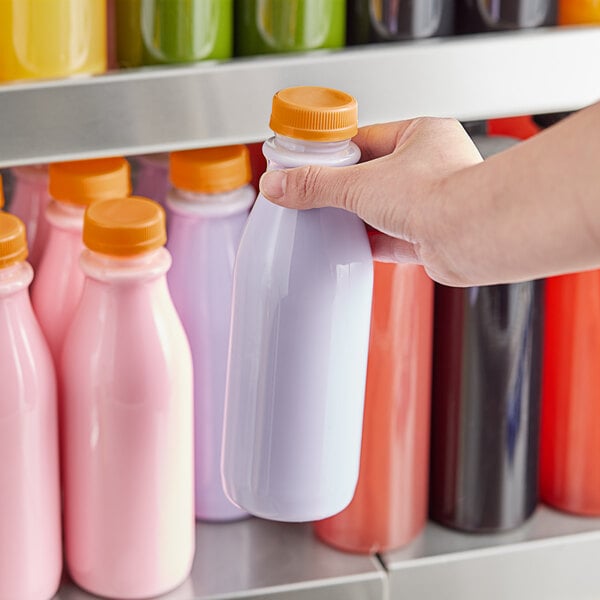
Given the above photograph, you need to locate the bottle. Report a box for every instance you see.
[455,0,556,32]
[31,158,131,365]
[429,135,544,532]
[166,145,254,522]
[235,0,345,56]
[62,197,194,598]
[116,0,232,67]
[315,263,434,553]
[0,0,106,82]
[133,153,170,208]
[541,272,600,515]
[0,173,4,209]
[347,0,454,45]
[0,213,61,600]
[222,86,374,522]
[8,165,51,270]
[559,0,600,23]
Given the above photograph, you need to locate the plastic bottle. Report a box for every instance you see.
[133,153,170,208]
[62,197,194,599]
[31,158,131,366]
[541,271,600,515]
[222,86,373,522]
[166,145,254,522]
[0,213,61,600]
[347,0,454,44]
[0,174,4,209]
[429,135,544,532]
[8,165,51,270]
[559,0,600,23]
[235,0,345,56]
[455,0,556,32]
[0,0,106,82]
[116,0,232,67]
[315,263,434,553]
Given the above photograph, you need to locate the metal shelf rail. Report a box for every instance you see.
[1,27,599,167]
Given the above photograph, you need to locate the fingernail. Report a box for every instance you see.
[260,171,286,201]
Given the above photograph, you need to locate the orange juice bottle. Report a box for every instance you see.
[0,0,106,82]
[559,0,600,23]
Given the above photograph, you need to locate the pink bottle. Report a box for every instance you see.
[31,158,131,365]
[167,145,254,521]
[62,197,194,599]
[0,213,62,600]
[9,165,51,269]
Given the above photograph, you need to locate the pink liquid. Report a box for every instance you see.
[0,261,62,600]
[62,248,194,599]
[31,201,86,365]
[9,166,51,270]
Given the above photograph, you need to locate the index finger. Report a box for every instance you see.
[353,119,421,162]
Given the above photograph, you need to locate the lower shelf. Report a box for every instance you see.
[382,506,600,600]
[54,518,386,600]
[54,506,600,600]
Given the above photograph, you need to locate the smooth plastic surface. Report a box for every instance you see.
[133,154,170,208]
[0,260,61,600]
[559,0,600,23]
[347,0,454,44]
[222,134,373,522]
[235,0,345,56]
[455,0,556,32]
[9,166,51,270]
[541,271,600,515]
[0,0,106,82]
[116,0,232,67]
[430,280,544,532]
[315,263,433,553]
[167,184,254,522]
[62,247,194,599]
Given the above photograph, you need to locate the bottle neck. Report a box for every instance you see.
[0,261,33,297]
[263,134,361,169]
[167,184,255,218]
[80,247,171,284]
[46,199,86,231]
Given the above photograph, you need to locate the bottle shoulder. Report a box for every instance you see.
[0,262,34,297]
[166,185,255,218]
[262,136,361,168]
[79,248,172,283]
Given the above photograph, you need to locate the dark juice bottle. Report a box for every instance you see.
[456,0,556,33]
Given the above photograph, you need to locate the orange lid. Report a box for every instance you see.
[0,213,28,268]
[49,158,131,206]
[0,174,5,209]
[83,197,166,257]
[269,86,358,142]
[170,145,252,193]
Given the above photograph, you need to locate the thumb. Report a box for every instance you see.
[259,162,379,216]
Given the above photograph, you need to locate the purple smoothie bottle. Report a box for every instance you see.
[166,145,254,522]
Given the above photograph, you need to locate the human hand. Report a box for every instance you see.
[259,118,483,286]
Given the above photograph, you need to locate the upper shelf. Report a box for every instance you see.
[1,26,599,168]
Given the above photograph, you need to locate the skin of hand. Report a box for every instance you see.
[259,103,600,287]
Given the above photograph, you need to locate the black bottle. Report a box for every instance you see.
[456,0,556,33]
[347,0,454,45]
[429,135,544,533]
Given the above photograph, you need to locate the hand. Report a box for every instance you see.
[259,118,483,286]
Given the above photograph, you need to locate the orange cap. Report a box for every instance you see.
[170,145,252,193]
[49,158,131,206]
[0,213,28,268]
[83,197,166,257]
[0,174,5,209]
[269,86,358,142]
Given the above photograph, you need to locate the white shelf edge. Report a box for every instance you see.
[1,27,599,167]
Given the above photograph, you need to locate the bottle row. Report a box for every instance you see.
[0,87,598,600]
[0,0,599,84]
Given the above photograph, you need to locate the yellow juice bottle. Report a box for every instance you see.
[0,0,106,82]
[559,0,600,23]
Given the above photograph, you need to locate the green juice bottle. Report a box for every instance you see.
[117,0,232,67]
[235,0,345,56]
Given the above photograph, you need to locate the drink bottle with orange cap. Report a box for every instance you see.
[0,213,62,600]
[559,0,600,23]
[222,86,373,522]
[8,165,52,270]
[61,197,194,598]
[167,145,254,522]
[31,158,131,366]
